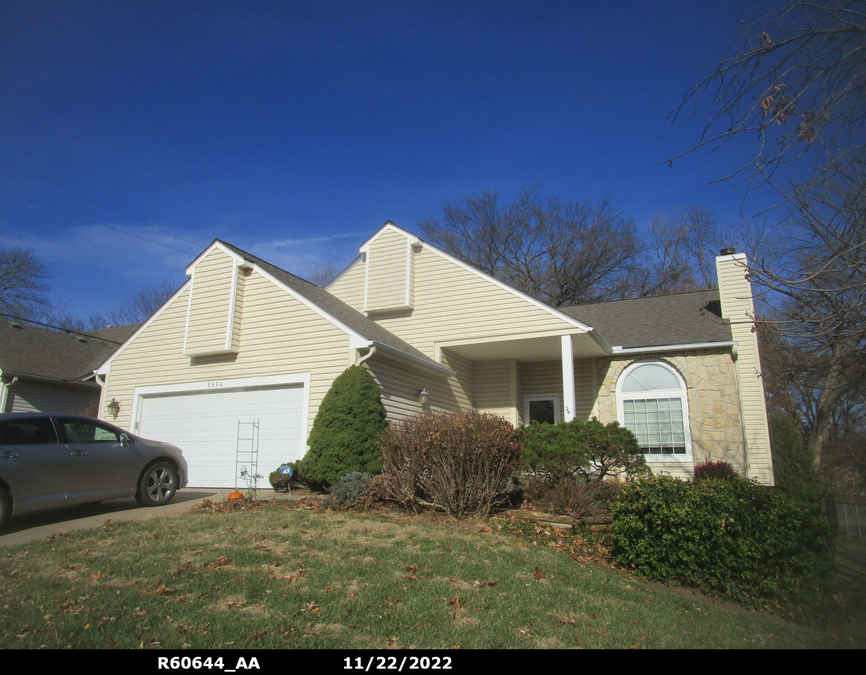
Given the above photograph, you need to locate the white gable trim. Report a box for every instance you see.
[358,221,420,253]
[97,280,192,375]
[184,240,246,276]
[325,254,364,290]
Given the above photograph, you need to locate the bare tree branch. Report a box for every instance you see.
[0,242,51,320]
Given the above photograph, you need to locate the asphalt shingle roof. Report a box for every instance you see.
[216,241,443,369]
[557,289,731,349]
[0,321,139,382]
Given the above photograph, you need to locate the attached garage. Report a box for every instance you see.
[132,374,310,488]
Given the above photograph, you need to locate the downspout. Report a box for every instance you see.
[0,376,18,413]
[730,343,752,479]
[93,371,106,421]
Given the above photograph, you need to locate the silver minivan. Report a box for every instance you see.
[0,413,188,527]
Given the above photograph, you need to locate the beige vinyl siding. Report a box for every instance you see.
[515,360,525,426]
[366,349,472,423]
[185,248,236,356]
[6,381,98,415]
[366,229,411,312]
[474,360,515,424]
[102,269,352,443]
[521,359,594,422]
[328,257,366,309]
[716,255,773,485]
[336,247,580,359]
[522,361,563,420]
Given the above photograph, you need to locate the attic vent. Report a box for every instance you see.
[76,336,88,343]
[10,322,23,329]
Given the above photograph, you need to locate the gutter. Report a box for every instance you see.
[0,371,101,389]
[611,341,736,356]
[370,341,457,376]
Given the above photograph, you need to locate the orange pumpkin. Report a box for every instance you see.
[228,491,244,500]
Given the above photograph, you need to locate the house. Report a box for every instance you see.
[0,320,138,415]
[95,223,774,488]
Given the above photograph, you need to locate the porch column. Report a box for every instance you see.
[561,334,576,422]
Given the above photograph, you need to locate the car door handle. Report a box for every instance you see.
[71,450,88,457]
[0,451,17,459]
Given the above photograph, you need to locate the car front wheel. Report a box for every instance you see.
[136,462,179,507]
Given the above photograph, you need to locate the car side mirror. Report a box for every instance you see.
[120,433,131,446]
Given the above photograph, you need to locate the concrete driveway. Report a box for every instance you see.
[0,488,298,547]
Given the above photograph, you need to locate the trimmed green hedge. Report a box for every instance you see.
[611,475,835,607]
[520,417,648,482]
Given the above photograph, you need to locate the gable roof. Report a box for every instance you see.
[350,222,611,352]
[558,289,732,350]
[0,320,139,382]
[214,241,452,374]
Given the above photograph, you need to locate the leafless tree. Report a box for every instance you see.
[747,185,866,466]
[307,261,340,287]
[89,280,178,328]
[670,0,866,199]
[635,205,723,296]
[671,1,866,470]
[0,242,51,320]
[420,187,643,307]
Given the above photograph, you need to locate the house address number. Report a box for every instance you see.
[206,381,224,388]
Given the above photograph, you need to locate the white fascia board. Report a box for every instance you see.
[358,221,420,253]
[325,254,364,290]
[96,280,192,375]
[612,341,736,355]
[249,264,372,348]
[371,341,457,377]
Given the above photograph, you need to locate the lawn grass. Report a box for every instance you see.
[0,500,862,649]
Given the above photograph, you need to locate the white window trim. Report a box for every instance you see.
[524,394,561,426]
[616,360,693,463]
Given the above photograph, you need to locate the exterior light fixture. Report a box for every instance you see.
[106,398,120,418]
[417,387,429,404]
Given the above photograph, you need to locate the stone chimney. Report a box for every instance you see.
[715,249,774,486]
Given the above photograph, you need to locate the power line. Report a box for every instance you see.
[0,188,199,257]
[0,158,206,250]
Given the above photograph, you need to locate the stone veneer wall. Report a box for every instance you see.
[590,349,746,476]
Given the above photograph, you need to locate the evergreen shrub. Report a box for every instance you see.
[328,472,372,509]
[300,365,388,487]
[770,414,824,508]
[521,418,648,482]
[610,475,835,607]
[379,409,522,518]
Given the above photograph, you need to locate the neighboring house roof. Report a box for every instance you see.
[215,240,449,373]
[0,320,140,382]
[558,289,732,350]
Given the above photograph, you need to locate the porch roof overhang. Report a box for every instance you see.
[435,329,611,363]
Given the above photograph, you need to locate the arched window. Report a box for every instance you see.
[616,361,692,460]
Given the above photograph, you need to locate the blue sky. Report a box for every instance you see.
[1,1,771,322]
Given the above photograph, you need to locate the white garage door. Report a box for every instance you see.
[138,384,305,488]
